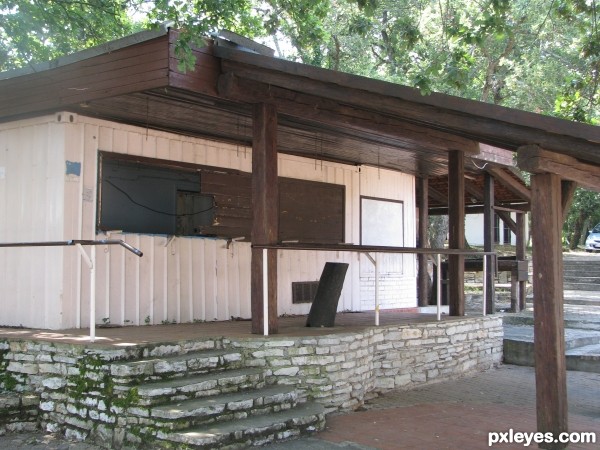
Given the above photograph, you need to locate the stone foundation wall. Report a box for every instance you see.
[224,316,503,411]
[0,316,503,441]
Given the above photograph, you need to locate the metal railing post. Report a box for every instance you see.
[483,255,487,316]
[436,254,442,321]
[263,248,269,336]
[0,239,142,340]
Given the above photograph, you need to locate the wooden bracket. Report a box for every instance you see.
[518,144,600,191]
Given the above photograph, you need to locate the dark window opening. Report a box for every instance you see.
[98,154,214,236]
[503,223,512,245]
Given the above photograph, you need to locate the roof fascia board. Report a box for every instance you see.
[0,24,171,81]
[214,45,600,151]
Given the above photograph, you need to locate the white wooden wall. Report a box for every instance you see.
[0,116,67,329]
[0,113,417,329]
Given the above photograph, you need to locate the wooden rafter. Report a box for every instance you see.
[487,167,531,202]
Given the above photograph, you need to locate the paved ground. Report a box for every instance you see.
[1,364,598,449]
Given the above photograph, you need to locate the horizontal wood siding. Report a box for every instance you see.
[200,170,252,238]
[168,32,220,97]
[0,37,170,119]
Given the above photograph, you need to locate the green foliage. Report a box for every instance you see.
[0,350,18,391]
[0,0,137,71]
[2,0,599,240]
[564,188,600,249]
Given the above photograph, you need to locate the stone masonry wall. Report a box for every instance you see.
[0,316,503,443]
[224,316,503,412]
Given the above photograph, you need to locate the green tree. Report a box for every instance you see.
[0,0,137,71]
[564,188,600,250]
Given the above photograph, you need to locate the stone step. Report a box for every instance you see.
[563,282,600,291]
[134,385,299,431]
[154,401,326,449]
[110,349,243,384]
[563,275,600,280]
[0,392,39,434]
[126,368,266,406]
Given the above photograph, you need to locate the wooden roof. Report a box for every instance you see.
[2,28,598,206]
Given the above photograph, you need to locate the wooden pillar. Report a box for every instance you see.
[448,150,465,316]
[531,173,568,449]
[417,177,429,306]
[483,172,495,314]
[251,103,279,334]
[516,212,527,311]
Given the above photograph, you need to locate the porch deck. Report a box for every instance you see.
[0,309,468,347]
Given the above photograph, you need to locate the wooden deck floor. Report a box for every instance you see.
[0,310,469,348]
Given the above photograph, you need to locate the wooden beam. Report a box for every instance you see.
[218,72,480,155]
[518,144,600,191]
[561,180,577,222]
[216,47,600,162]
[417,177,429,307]
[497,210,518,234]
[251,103,279,334]
[484,173,495,315]
[448,150,465,316]
[494,204,530,213]
[429,205,484,215]
[531,172,568,449]
[487,166,531,201]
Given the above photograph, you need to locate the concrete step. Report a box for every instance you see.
[566,344,600,373]
[154,401,326,449]
[503,324,600,373]
[138,385,299,431]
[110,349,243,384]
[127,367,266,406]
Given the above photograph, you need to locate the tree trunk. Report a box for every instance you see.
[569,210,585,250]
[429,215,449,249]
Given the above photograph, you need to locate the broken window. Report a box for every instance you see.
[97,153,214,236]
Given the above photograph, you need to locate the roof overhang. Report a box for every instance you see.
[1,28,598,203]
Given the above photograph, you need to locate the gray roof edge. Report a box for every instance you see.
[0,23,172,80]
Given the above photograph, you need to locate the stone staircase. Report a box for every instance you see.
[563,255,600,292]
[106,347,325,448]
[0,391,39,435]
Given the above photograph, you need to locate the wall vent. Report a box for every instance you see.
[292,281,319,304]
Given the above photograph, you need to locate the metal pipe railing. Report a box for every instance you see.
[254,243,496,332]
[0,239,143,341]
[0,239,143,257]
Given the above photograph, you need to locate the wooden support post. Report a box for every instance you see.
[516,212,527,311]
[484,172,495,315]
[251,103,279,334]
[531,173,568,449]
[417,177,429,306]
[448,150,465,316]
